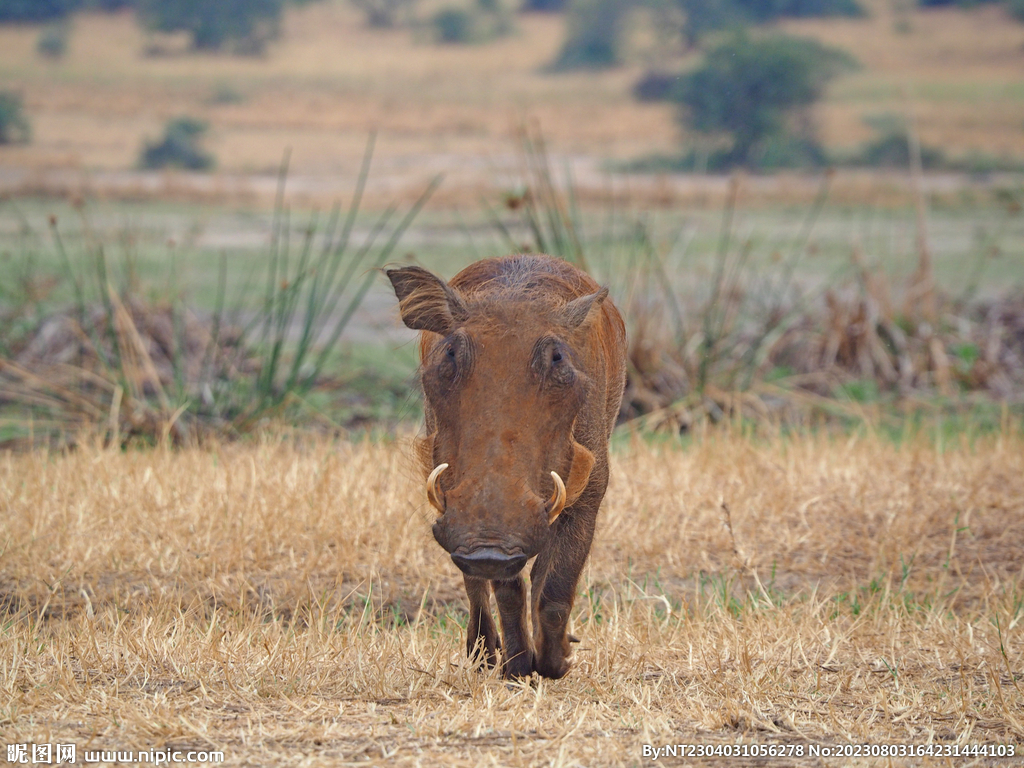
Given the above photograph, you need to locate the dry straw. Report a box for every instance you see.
[1,428,1021,765]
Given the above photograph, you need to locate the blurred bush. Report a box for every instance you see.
[678,0,863,45]
[674,34,857,169]
[0,91,31,145]
[88,0,138,8]
[432,5,474,41]
[855,132,943,169]
[521,0,567,10]
[351,0,417,27]
[633,70,680,102]
[430,0,514,44]
[207,83,246,105]
[555,0,863,70]
[675,0,745,46]
[688,0,863,40]
[917,0,1001,5]
[37,22,71,59]
[917,0,1024,22]
[140,117,214,171]
[838,114,1024,172]
[138,0,283,54]
[550,0,629,69]
[850,115,945,169]
[730,0,862,19]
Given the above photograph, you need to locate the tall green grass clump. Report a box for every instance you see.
[0,135,440,448]
[486,127,1024,433]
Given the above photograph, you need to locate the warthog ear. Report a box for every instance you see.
[565,440,595,506]
[561,288,609,330]
[386,266,467,335]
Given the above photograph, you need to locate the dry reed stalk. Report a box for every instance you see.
[1,432,1021,765]
[902,87,937,326]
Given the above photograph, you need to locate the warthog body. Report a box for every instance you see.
[387,254,626,678]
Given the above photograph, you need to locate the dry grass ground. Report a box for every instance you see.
[2,429,1023,765]
[1,0,1024,206]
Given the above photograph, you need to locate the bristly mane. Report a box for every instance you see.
[451,254,597,304]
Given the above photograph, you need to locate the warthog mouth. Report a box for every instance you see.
[449,546,529,580]
[426,464,568,526]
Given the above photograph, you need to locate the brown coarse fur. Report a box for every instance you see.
[387,254,627,679]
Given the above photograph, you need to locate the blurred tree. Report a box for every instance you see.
[675,34,856,168]
[138,0,283,53]
[0,0,76,21]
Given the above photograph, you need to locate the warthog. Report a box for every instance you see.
[387,254,626,679]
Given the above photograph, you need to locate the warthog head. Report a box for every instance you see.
[387,263,608,581]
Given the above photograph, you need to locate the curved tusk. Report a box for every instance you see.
[546,470,566,525]
[426,463,448,516]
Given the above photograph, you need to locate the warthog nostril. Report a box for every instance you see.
[450,547,528,580]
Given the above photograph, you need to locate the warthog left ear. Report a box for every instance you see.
[386,266,467,335]
[565,440,595,506]
[561,288,609,330]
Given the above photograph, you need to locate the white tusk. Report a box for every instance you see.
[547,471,566,525]
[426,463,448,516]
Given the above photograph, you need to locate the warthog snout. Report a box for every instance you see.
[450,547,529,580]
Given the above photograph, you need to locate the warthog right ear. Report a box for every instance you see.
[561,287,609,330]
[386,266,467,335]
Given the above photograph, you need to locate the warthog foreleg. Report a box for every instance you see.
[530,504,598,679]
[492,575,533,678]
[463,575,499,668]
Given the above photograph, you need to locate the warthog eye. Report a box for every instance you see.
[534,337,576,389]
[431,334,468,392]
[439,344,458,380]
